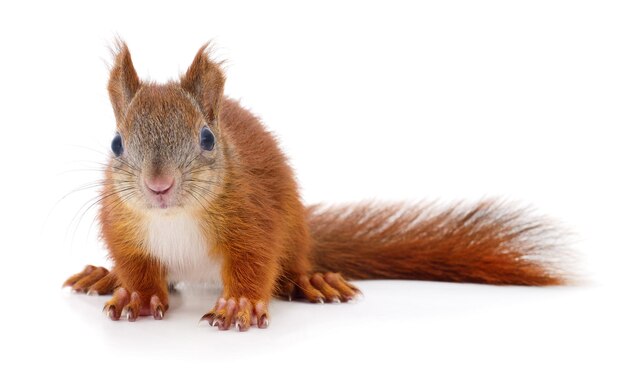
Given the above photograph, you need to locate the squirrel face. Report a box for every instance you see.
[106,41,226,212]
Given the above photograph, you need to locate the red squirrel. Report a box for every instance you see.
[64,41,568,331]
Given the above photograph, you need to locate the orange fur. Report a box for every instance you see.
[308,201,567,286]
[65,41,570,330]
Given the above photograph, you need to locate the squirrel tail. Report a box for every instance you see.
[308,200,570,285]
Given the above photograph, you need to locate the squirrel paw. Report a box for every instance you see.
[200,297,269,332]
[102,288,167,321]
[288,272,361,303]
[63,265,117,295]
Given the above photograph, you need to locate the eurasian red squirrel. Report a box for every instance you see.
[64,41,568,331]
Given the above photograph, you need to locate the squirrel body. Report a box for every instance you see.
[64,41,568,330]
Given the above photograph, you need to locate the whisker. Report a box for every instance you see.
[66,186,136,249]
[186,184,220,201]
[53,179,136,216]
[68,159,138,178]
[187,182,219,195]
[186,188,214,217]
[70,186,136,232]
[85,190,138,237]
[182,178,220,187]
[182,151,203,172]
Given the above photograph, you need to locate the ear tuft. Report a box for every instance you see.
[108,39,141,123]
[180,44,225,125]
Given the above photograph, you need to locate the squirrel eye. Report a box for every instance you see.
[200,126,215,151]
[111,133,123,157]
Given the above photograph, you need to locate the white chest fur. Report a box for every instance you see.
[144,210,222,286]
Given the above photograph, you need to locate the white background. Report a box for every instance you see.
[0,1,624,372]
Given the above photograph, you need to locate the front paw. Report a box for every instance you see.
[201,297,269,332]
[103,288,168,321]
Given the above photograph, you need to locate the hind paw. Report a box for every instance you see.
[63,265,118,295]
[286,272,360,303]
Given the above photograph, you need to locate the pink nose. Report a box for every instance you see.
[145,175,174,195]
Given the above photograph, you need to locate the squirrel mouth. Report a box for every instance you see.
[152,195,172,209]
[144,175,176,209]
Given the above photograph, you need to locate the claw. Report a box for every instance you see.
[122,307,137,322]
[330,297,341,303]
[204,297,269,331]
[103,305,117,320]
[154,306,164,320]
[217,319,230,330]
[200,313,214,325]
[259,315,269,329]
[316,297,325,304]
[349,291,363,302]
[87,289,99,296]
[235,316,251,332]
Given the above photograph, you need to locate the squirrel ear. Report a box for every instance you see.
[108,40,141,123]
[180,44,225,125]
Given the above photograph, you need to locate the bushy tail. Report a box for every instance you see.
[308,200,569,286]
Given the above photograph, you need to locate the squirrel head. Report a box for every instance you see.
[106,40,226,211]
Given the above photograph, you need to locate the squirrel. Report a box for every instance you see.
[64,41,568,331]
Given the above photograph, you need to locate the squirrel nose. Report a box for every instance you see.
[145,175,174,195]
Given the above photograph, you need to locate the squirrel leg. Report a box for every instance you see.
[201,250,277,331]
[102,257,168,321]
